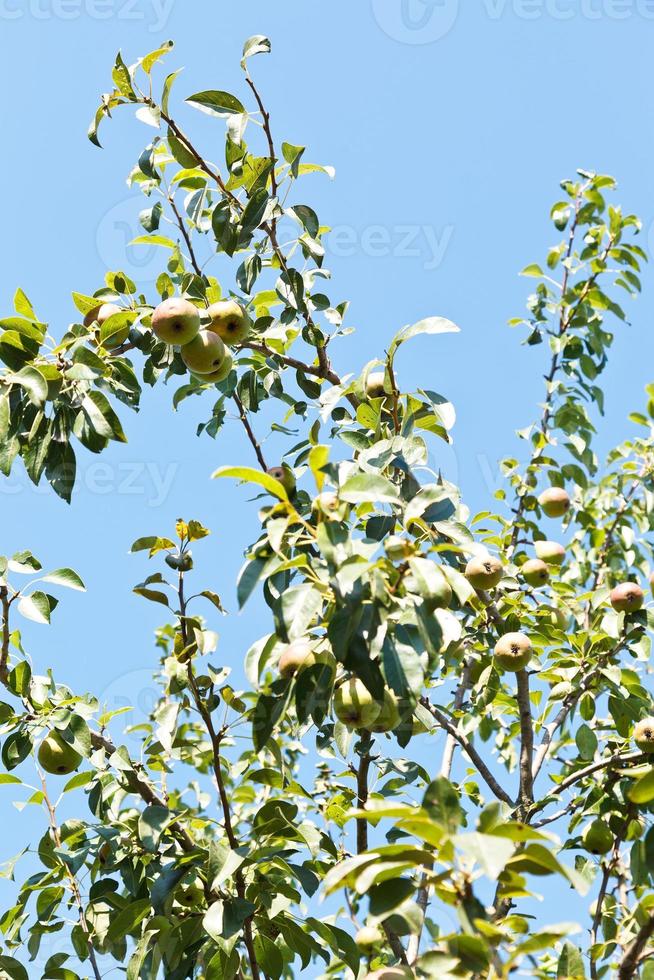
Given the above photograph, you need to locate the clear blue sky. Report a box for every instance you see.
[1,0,653,965]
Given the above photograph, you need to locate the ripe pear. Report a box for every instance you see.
[267,466,296,496]
[278,640,316,679]
[333,678,381,731]
[521,558,550,588]
[494,632,533,672]
[538,487,571,518]
[152,298,201,346]
[634,717,654,753]
[181,329,227,375]
[535,540,566,566]
[465,556,503,591]
[365,372,387,398]
[365,689,401,733]
[191,353,233,383]
[582,819,613,856]
[355,926,384,949]
[207,299,252,346]
[38,733,82,776]
[610,582,644,613]
[83,302,122,329]
[84,303,130,349]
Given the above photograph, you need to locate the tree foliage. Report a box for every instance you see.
[0,35,653,980]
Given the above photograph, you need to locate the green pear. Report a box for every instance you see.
[152,298,201,346]
[83,302,121,329]
[582,819,613,855]
[465,556,503,590]
[535,540,566,566]
[538,487,571,518]
[181,329,227,375]
[38,733,82,776]
[365,372,387,398]
[634,717,654,753]
[365,689,401,733]
[355,926,384,949]
[207,299,252,346]
[311,492,349,522]
[278,640,316,678]
[267,466,296,496]
[191,353,233,383]
[521,558,550,588]
[494,632,533,672]
[333,678,381,730]
[363,970,414,980]
[610,582,644,613]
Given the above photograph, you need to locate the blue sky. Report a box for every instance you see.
[1,0,653,968]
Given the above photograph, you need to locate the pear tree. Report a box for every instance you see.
[0,35,654,980]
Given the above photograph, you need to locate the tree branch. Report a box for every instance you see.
[516,670,534,806]
[232,390,268,471]
[420,698,513,805]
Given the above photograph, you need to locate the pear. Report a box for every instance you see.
[365,372,387,398]
[610,582,644,613]
[355,926,384,949]
[465,556,503,590]
[181,329,227,375]
[191,353,233,383]
[83,302,121,329]
[152,298,201,346]
[333,678,381,730]
[311,492,349,522]
[494,632,532,672]
[582,819,613,855]
[207,299,252,346]
[84,303,130,349]
[278,640,316,679]
[522,558,550,588]
[38,733,82,776]
[267,466,296,496]
[535,540,566,566]
[538,487,571,518]
[365,689,401,733]
[634,717,654,753]
[363,970,414,980]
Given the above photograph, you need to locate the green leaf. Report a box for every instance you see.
[105,899,151,943]
[242,35,271,62]
[340,474,399,504]
[41,568,86,592]
[213,465,289,501]
[81,391,127,443]
[17,591,52,625]
[0,955,28,980]
[186,90,246,117]
[138,805,170,853]
[389,316,459,357]
[557,941,585,979]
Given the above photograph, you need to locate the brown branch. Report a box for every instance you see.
[356,731,373,855]
[168,193,204,278]
[0,585,10,682]
[40,778,103,980]
[420,698,513,805]
[516,670,534,806]
[591,820,629,980]
[619,917,654,980]
[178,570,260,980]
[232,390,268,471]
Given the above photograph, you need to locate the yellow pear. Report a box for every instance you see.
[191,353,233,383]
[207,299,252,346]
[333,679,381,730]
[181,329,227,375]
[494,632,532,672]
[538,487,571,518]
[152,298,200,346]
[465,556,503,590]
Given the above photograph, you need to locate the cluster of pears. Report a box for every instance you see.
[278,640,401,734]
[151,297,251,381]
